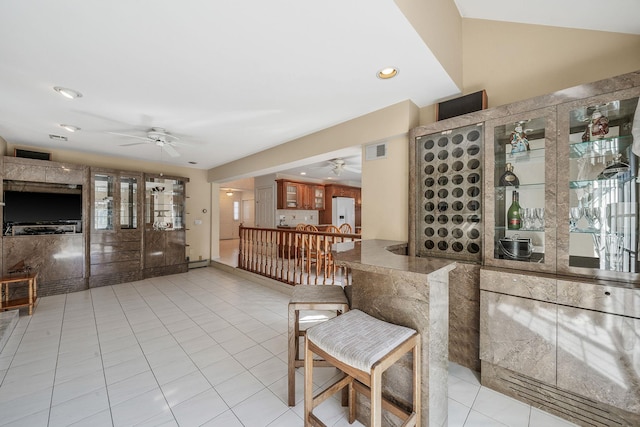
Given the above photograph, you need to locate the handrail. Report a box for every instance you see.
[238,224,360,285]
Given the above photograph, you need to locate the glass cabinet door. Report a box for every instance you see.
[120,176,137,229]
[94,174,114,231]
[484,107,557,272]
[558,90,639,281]
[145,177,185,230]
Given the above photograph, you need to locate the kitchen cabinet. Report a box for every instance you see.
[311,185,325,210]
[276,179,312,209]
[276,180,329,211]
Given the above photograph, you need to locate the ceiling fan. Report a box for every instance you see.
[329,158,361,176]
[108,127,182,157]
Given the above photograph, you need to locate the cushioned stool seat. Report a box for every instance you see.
[288,285,349,406]
[304,309,420,427]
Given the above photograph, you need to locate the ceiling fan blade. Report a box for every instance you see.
[344,166,361,173]
[119,142,149,147]
[108,131,151,142]
[162,144,180,158]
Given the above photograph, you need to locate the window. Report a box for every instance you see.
[233,200,240,221]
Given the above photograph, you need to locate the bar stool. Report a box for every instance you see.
[288,285,349,406]
[304,309,420,427]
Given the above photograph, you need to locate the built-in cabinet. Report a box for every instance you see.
[143,174,188,277]
[90,169,143,287]
[410,71,640,426]
[0,157,190,295]
[480,268,639,426]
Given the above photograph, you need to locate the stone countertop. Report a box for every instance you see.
[332,239,456,276]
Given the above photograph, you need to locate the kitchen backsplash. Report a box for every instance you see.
[276,210,319,227]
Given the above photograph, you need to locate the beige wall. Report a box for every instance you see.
[395,0,463,89]
[461,19,640,109]
[420,20,640,125]
[5,144,213,262]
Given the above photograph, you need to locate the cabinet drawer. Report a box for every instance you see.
[480,269,556,302]
[557,279,640,319]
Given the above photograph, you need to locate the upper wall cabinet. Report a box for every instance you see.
[484,107,557,273]
[557,87,640,282]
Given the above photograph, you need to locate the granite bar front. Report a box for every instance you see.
[333,239,456,427]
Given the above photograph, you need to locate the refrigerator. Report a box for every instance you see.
[332,197,355,231]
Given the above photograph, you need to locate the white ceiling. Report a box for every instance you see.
[0,1,638,176]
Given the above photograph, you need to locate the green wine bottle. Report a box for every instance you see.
[507,191,521,230]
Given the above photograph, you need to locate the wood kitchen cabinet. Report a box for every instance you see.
[276,179,326,210]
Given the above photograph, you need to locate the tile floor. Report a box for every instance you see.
[0,267,579,427]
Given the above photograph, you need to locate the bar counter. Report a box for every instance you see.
[332,239,456,427]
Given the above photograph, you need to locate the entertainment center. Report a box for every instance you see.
[0,155,189,297]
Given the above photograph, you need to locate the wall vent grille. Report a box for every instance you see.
[365,142,387,161]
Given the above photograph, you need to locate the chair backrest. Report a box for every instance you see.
[304,224,318,231]
[325,225,340,234]
[338,223,352,234]
[295,223,307,230]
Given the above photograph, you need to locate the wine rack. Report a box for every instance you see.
[415,123,483,262]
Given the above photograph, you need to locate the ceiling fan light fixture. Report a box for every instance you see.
[226,191,233,196]
[53,86,83,99]
[60,124,80,132]
[377,67,398,79]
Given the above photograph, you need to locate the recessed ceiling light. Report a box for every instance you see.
[188,161,197,165]
[49,134,68,141]
[53,86,82,99]
[377,67,399,79]
[300,172,307,175]
[60,124,80,132]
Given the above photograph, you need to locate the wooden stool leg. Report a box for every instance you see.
[304,337,314,426]
[348,380,356,423]
[28,278,33,315]
[287,303,296,406]
[413,336,421,427]
[371,367,383,427]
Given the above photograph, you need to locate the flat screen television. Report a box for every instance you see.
[3,190,82,231]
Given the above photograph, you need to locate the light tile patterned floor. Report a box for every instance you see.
[0,267,578,426]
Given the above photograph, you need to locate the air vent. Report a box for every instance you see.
[49,134,68,142]
[14,148,51,160]
[365,142,387,161]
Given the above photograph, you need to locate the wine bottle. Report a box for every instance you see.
[507,191,521,230]
[499,163,520,187]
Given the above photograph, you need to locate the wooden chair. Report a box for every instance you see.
[304,309,421,427]
[324,225,340,234]
[295,223,307,231]
[338,223,352,234]
[288,285,349,406]
[304,224,318,231]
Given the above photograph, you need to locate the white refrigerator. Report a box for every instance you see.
[332,197,355,231]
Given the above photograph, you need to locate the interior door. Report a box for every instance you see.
[256,186,274,228]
